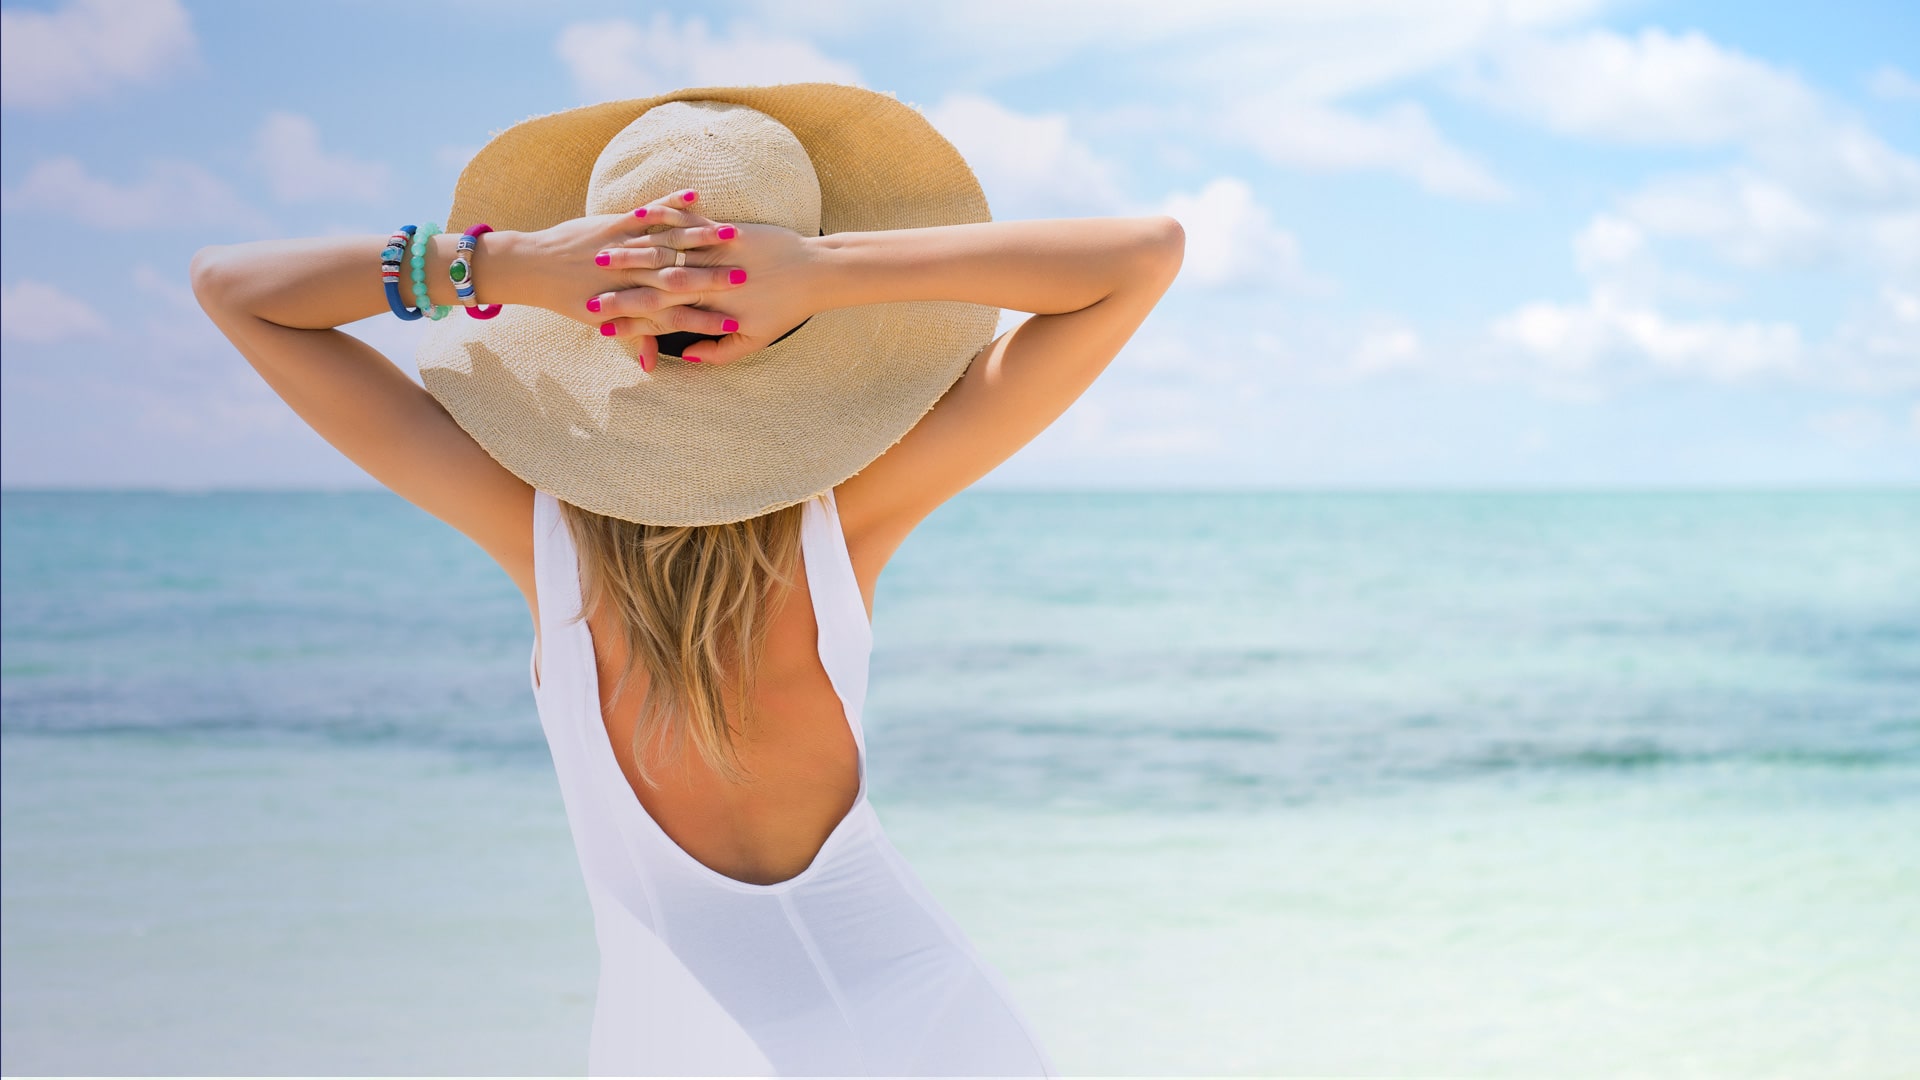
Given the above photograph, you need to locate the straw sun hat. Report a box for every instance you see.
[414,83,1000,527]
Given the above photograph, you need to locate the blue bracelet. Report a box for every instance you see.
[409,222,452,321]
[381,226,423,321]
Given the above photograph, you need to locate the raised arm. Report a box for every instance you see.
[189,191,741,602]
[670,217,1185,566]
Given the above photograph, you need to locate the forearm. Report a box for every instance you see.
[806,216,1182,316]
[190,230,530,329]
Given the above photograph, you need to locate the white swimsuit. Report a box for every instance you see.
[530,488,1055,1076]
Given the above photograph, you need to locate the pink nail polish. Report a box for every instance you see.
[717,225,737,240]
[722,318,739,333]
[586,297,601,313]
[633,207,648,218]
[595,252,611,267]
[686,354,703,363]
[683,190,698,203]
[729,268,747,285]
[599,322,616,337]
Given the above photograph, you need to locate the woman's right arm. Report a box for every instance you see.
[804,217,1187,563]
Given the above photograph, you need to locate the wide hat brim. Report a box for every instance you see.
[415,83,999,526]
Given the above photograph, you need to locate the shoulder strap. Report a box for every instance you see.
[800,489,873,721]
[532,488,587,636]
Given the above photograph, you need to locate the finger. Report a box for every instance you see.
[655,305,739,337]
[595,245,675,272]
[635,335,657,374]
[682,331,757,367]
[595,284,721,323]
[634,224,736,252]
[648,265,744,294]
[591,252,743,293]
[591,285,684,321]
[591,233,725,269]
[594,306,735,342]
[618,203,715,234]
[596,316,660,343]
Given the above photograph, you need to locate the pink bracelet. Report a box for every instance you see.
[452,223,503,320]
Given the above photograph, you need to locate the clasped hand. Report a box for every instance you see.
[521,188,816,371]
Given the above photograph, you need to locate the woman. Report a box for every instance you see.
[193,85,1182,1076]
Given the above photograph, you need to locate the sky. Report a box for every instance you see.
[1,0,1915,490]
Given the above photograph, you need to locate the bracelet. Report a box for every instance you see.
[409,222,452,321]
[380,226,423,321]
[452,223,502,320]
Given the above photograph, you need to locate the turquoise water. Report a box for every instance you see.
[4,491,1918,1075]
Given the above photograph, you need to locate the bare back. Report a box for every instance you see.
[532,480,882,888]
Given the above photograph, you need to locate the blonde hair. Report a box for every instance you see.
[557,498,807,788]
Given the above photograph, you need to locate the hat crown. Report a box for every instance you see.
[585,100,822,235]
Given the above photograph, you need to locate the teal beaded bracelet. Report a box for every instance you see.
[409,222,452,321]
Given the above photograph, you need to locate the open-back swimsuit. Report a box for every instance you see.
[530,487,1056,1075]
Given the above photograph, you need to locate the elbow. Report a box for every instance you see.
[1150,215,1186,260]
[1137,214,1185,286]
[189,244,245,315]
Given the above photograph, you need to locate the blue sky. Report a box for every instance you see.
[2,0,1915,489]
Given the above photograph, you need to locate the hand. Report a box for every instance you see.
[497,189,746,371]
[587,189,758,370]
[595,217,819,368]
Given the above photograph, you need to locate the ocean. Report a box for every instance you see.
[3,490,1917,1076]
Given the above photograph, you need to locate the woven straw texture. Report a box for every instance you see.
[414,83,999,526]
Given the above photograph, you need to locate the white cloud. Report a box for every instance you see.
[1159,178,1309,290]
[0,0,196,110]
[1493,205,1813,385]
[1490,290,1803,383]
[1464,27,1920,277]
[746,0,1605,102]
[1227,98,1507,200]
[1868,65,1920,102]
[1351,327,1424,375]
[8,156,271,230]
[1750,120,1920,210]
[1822,283,1920,392]
[1572,214,1645,272]
[924,93,1127,218]
[1461,27,1822,145]
[1617,169,1832,269]
[744,0,1604,199]
[1493,196,1919,394]
[253,112,388,204]
[1,281,111,342]
[555,14,860,101]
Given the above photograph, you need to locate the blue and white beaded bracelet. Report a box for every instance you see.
[380,226,424,321]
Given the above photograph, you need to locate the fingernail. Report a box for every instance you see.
[585,297,601,313]
[633,207,648,218]
[599,322,616,337]
[682,190,698,203]
[595,252,611,267]
[721,318,739,333]
[685,353,703,363]
[716,225,737,240]
[639,351,653,373]
[729,268,747,285]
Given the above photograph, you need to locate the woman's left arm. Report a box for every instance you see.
[190,194,740,597]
